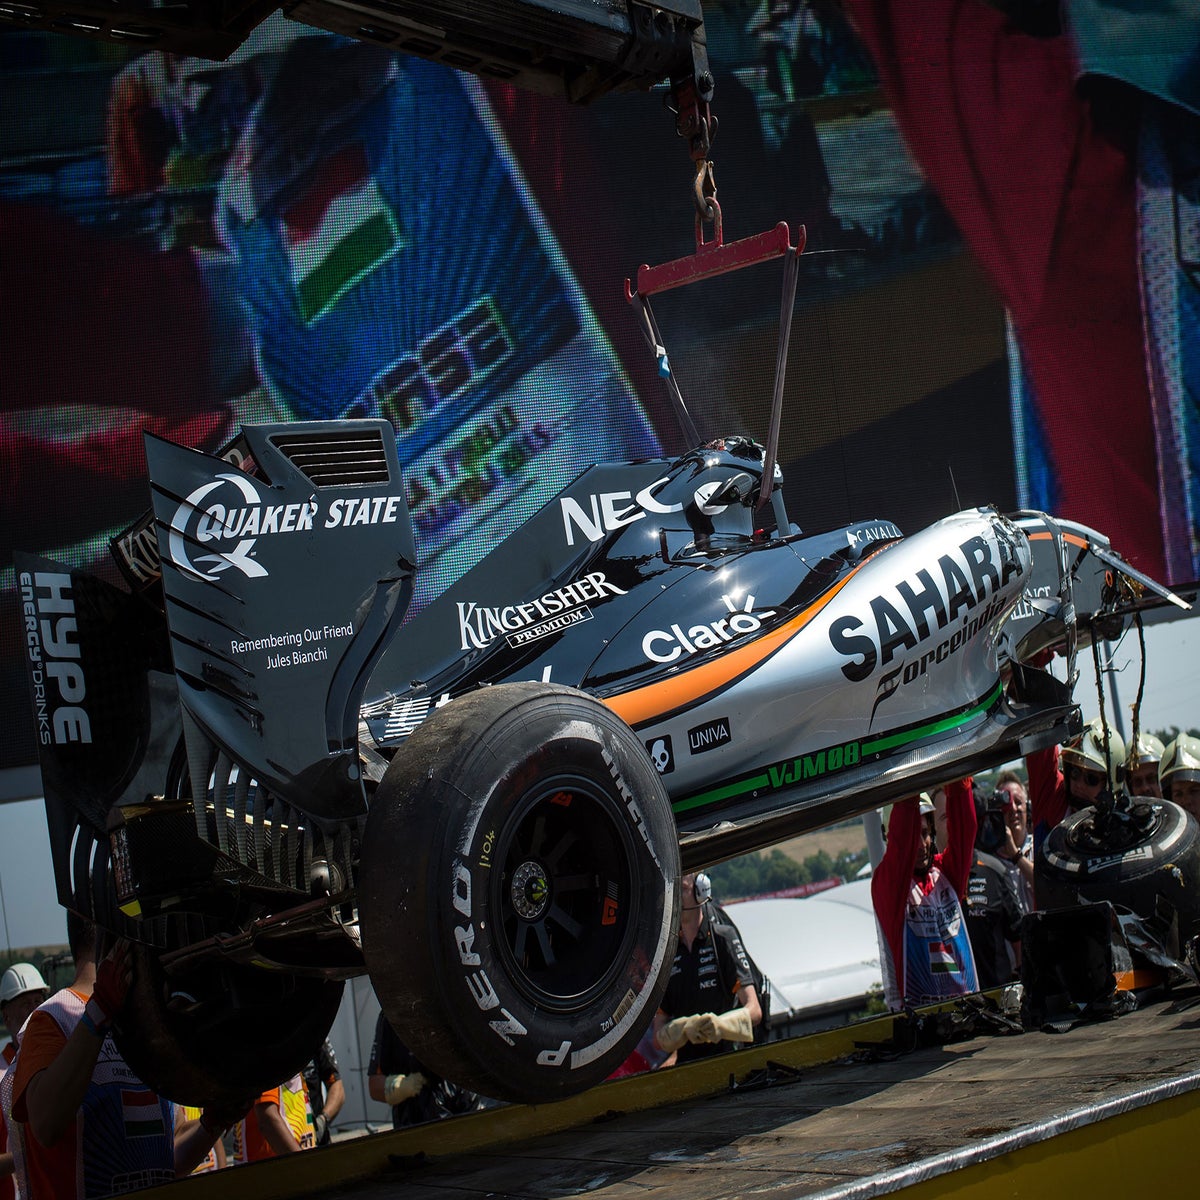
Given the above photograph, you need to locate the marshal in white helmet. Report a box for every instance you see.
[1159,734,1200,821]
[1061,717,1125,806]
[1,961,49,1052]
[1125,731,1165,798]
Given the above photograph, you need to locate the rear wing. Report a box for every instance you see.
[17,420,415,926]
[145,420,416,825]
[18,421,416,901]
[15,556,177,920]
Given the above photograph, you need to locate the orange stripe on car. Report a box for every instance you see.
[604,564,867,729]
[1027,531,1089,549]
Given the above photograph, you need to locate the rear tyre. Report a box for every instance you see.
[113,946,344,1109]
[360,682,680,1105]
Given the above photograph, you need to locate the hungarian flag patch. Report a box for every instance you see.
[281,144,404,324]
[121,1089,166,1139]
[929,942,959,975]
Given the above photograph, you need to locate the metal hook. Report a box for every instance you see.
[693,158,717,220]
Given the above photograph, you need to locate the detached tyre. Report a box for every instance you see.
[1038,799,1200,943]
[360,682,680,1105]
[113,946,344,1109]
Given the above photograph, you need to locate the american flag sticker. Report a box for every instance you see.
[122,1089,166,1139]
[929,942,959,975]
[281,144,404,324]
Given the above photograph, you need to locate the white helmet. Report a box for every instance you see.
[1,962,48,1007]
[1126,731,1165,772]
[1061,718,1125,787]
[1160,734,1200,799]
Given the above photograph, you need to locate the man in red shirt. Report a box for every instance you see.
[872,780,979,1009]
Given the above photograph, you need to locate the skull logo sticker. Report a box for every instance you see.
[647,735,674,775]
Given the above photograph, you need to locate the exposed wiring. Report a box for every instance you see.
[1128,612,1148,762]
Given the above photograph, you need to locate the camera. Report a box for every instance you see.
[975,787,1010,856]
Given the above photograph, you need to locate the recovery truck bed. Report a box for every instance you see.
[144,992,1200,1200]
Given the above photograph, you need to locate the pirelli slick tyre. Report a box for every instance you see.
[360,681,680,1105]
[112,945,344,1109]
[1038,800,1200,940]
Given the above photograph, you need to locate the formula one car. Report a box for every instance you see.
[19,211,1195,1114]
[17,405,1184,1107]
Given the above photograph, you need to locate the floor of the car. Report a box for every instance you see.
[676,699,1078,869]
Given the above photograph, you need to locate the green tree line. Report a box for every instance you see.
[709,845,868,901]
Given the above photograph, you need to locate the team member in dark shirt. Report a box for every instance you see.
[652,873,761,1063]
[964,788,1025,988]
[302,1039,344,1146]
[367,1012,486,1128]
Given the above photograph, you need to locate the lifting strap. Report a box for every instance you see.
[625,212,806,510]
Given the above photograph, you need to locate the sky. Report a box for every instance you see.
[0,612,1196,956]
[1085,613,1200,740]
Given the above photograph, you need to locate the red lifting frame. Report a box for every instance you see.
[624,220,805,300]
[624,215,807,512]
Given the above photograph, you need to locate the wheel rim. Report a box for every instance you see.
[1063,802,1168,857]
[492,773,640,1012]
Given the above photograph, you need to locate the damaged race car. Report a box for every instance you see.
[15,223,1191,1108]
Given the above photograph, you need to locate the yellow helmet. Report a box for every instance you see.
[1061,717,1125,786]
[1159,734,1200,799]
[1125,731,1165,772]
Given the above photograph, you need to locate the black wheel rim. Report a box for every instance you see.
[491,773,639,1012]
[1063,802,1172,857]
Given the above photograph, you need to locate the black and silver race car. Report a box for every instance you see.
[16,219,1191,1107]
[18,412,1183,1107]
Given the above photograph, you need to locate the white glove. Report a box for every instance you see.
[383,1072,427,1105]
[657,1016,693,1053]
[686,1012,721,1043]
[691,1007,754,1045]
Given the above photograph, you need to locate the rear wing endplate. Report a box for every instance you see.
[146,420,416,824]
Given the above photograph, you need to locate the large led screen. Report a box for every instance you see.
[2,1,1197,780]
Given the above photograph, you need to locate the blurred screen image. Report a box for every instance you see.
[1,1,1197,775]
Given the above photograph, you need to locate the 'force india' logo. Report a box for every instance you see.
[643,594,776,664]
[168,474,406,582]
[829,530,1023,683]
